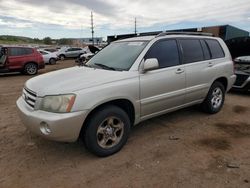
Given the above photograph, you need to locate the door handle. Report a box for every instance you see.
[175,68,184,74]
[208,62,214,67]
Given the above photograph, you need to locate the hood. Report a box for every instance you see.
[25,66,137,96]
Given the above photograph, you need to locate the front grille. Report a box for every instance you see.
[234,74,249,86]
[22,87,37,108]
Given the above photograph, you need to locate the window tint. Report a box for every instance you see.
[9,48,33,56]
[179,39,204,64]
[24,48,33,55]
[205,39,225,59]
[68,48,81,51]
[39,51,48,55]
[200,40,211,60]
[145,40,180,68]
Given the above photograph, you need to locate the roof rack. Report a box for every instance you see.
[156,32,214,38]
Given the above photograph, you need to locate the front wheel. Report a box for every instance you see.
[24,63,38,75]
[201,81,225,114]
[83,105,130,157]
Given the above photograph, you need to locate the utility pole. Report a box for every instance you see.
[91,11,94,45]
[134,17,137,35]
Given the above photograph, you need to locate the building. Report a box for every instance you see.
[225,36,250,58]
[107,25,249,43]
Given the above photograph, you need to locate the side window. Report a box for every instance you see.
[205,39,225,59]
[24,48,33,55]
[200,40,211,60]
[9,48,33,56]
[9,48,21,56]
[39,51,47,55]
[179,39,204,64]
[145,40,180,68]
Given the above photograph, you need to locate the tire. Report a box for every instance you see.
[24,63,38,75]
[78,54,83,58]
[49,58,56,65]
[59,54,65,61]
[84,105,130,157]
[201,81,225,114]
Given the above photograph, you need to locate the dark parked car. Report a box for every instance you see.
[232,56,250,91]
[0,46,44,75]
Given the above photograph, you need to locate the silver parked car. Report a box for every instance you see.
[17,32,236,157]
[57,47,86,60]
[38,50,58,65]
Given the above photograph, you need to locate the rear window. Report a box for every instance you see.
[179,39,204,64]
[205,39,225,59]
[9,48,33,56]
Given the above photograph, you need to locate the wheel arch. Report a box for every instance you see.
[79,98,136,139]
[213,77,228,91]
[23,61,38,70]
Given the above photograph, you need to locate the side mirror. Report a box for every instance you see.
[143,58,159,72]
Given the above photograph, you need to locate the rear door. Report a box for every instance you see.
[140,39,186,119]
[7,48,34,70]
[178,38,217,103]
[7,48,25,70]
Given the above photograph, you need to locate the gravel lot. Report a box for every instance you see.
[0,60,250,188]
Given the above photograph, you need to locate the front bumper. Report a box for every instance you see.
[232,73,250,91]
[16,97,87,142]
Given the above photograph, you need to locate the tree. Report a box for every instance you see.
[43,37,52,45]
[58,38,73,45]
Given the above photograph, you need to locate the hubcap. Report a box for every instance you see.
[96,117,124,149]
[211,87,223,109]
[26,64,36,74]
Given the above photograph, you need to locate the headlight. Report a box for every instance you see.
[40,94,76,113]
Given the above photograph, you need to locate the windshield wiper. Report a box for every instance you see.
[94,63,116,71]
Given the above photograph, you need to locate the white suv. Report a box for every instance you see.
[17,32,236,157]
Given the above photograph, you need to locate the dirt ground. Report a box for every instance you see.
[0,60,250,188]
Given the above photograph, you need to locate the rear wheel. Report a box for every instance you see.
[49,58,56,65]
[24,63,38,75]
[83,105,130,157]
[201,81,225,114]
[59,54,65,61]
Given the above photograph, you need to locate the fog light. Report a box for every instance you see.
[40,121,51,135]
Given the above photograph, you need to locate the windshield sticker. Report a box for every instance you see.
[127,42,144,46]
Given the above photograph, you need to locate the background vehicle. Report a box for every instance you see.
[57,47,86,60]
[76,45,100,64]
[38,50,58,65]
[17,33,235,157]
[43,48,58,53]
[0,46,44,75]
[232,56,250,91]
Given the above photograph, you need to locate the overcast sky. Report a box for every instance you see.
[0,0,250,39]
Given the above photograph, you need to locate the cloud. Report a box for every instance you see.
[0,0,249,38]
[17,0,118,17]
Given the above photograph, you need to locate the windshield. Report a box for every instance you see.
[87,41,148,71]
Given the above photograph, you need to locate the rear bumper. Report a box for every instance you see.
[228,75,237,91]
[16,97,88,142]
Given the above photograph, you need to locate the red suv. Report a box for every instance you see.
[0,46,45,75]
